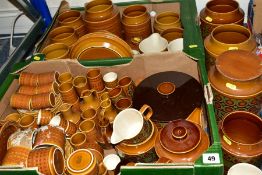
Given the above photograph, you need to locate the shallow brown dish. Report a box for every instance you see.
[70,32,133,60]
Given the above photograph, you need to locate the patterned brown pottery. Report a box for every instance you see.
[204,24,257,68]
[219,111,262,172]
[122,5,152,50]
[154,114,210,162]
[27,146,65,175]
[2,146,30,167]
[200,0,244,39]
[0,121,18,164]
[7,129,35,149]
[208,50,262,122]
[49,26,78,47]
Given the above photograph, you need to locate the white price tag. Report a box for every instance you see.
[203,153,220,164]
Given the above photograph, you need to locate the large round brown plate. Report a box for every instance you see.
[133,71,204,123]
[70,32,132,60]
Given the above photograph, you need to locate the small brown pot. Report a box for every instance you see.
[79,119,98,143]
[118,76,136,98]
[31,92,56,110]
[27,146,65,175]
[42,43,69,60]
[108,87,125,105]
[84,0,114,21]
[70,132,89,150]
[65,120,78,137]
[58,72,73,84]
[38,71,59,86]
[86,68,105,92]
[49,26,78,47]
[161,27,183,42]
[59,82,78,105]
[154,11,181,33]
[82,108,98,123]
[19,72,38,86]
[10,93,31,110]
[115,97,133,111]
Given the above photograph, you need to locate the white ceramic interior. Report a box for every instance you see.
[111,108,144,144]
[103,154,121,171]
[168,38,184,52]
[103,72,118,83]
[227,163,262,175]
[49,115,61,126]
[139,33,168,53]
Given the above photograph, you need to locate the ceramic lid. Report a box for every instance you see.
[216,50,261,81]
[133,71,203,123]
[159,119,201,153]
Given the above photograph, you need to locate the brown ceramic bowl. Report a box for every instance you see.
[160,27,183,42]
[84,0,114,21]
[49,26,78,47]
[122,5,149,25]
[42,43,69,60]
[58,10,84,29]
[154,11,181,33]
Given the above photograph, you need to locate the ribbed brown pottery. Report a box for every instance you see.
[58,10,87,37]
[37,82,59,94]
[38,71,59,85]
[49,26,78,47]
[59,103,81,125]
[84,0,122,37]
[27,146,65,175]
[19,115,37,130]
[33,125,66,154]
[86,68,105,91]
[59,82,78,104]
[42,43,69,60]
[31,92,56,110]
[219,111,262,172]
[108,87,125,105]
[204,24,257,68]
[122,5,152,50]
[70,132,89,150]
[200,0,244,39]
[37,109,54,125]
[2,146,30,167]
[208,50,262,122]
[19,72,38,86]
[154,11,181,33]
[80,90,100,112]
[58,72,72,84]
[18,85,37,95]
[73,76,90,96]
[10,93,31,110]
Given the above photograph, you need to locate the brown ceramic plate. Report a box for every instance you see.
[155,124,209,163]
[133,71,204,124]
[115,123,158,155]
[70,32,133,60]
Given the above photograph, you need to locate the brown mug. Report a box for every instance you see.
[10,93,31,110]
[86,68,105,91]
[59,82,79,105]
[58,72,73,84]
[37,109,54,126]
[79,119,98,143]
[82,108,98,123]
[65,120,78,137]
[73,76,90,96]
[37,82,60,95]
[49,26,78,47]
[18,85,37,95]
[31,92,56,110]
[19,72,38,86]
[42,43,69,60]
[118,76,136,98]
[70,132,89,150]
[108,86,125,105]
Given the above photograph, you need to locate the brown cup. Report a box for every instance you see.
[160,27,184,42]
[58,72,73,84]
[82,108,98,123]
[79,119,98,143]
[38,71,59,86]
[100,91,110,102]
[103,72,118,89]
[70,132,89,150]
[42,43,69,60]
[108,86,125,104]
[27,146,65,175]
[19,115,37,129]
[31,92,56,110]
[115,97,133,111]
[118,76,136,98]
[73,76,90,96]
[18,85,37,95]
[4,113,21,123]
[65,120,78,137]
[37,109,54,126]
[59,82,78,104]
[10,93,31,110]
[49,26,78,47]
[19,72,38,86]
[33,125,66,154]
[86,68,105,91]
[84,0,114,21]
[154,11,181,33]
[2,146,30,167]
[37,82,60,95]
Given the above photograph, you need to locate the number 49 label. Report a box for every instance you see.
[203,153,220,164]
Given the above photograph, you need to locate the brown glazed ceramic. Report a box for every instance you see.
[38,71,59,85]
[208,50,262,122]
[37,109,54,125]
[97,117,113,149]
[108,87,125,105]
[4,113,21,123]
[82,108,98,123]
[160,27,183,42]
[70,132,90,150]
[2,146,30,167]
[154,11,181,33]
[7,129,35,149]
[73,76,90,96]
[0,121,18,164]
[37,82,60,95]
[27,146,65,175]
[59,103,81,125]
[84,0,114,21]
[79,119,98,143]
[65,120,78,137]
[10,93,31,110]
[33,125,66,154]
[118,76,136,98]
[58,10,87,37]
[86,68,105,91]
[59,82,79,104]
[19,72,38,86]
[18,85,37,95]
[204,24,257,67]
[80,90,100,112]
[100,91,110,102]
[58,72,73,84]
[115,97,133,111]
[49,26,78,47]
[200,0,244,39]
[42,43,69,60]
[66,149,98,175]
[155,119,209,162]
[122,5,152,50]
[31,92,56,110]
[100,99,117,124]
[19,115,37,130]
[219,111,262,172]
[103,72,118,89]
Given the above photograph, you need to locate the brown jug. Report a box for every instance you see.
[80,89,100,112]
[100,99,117,125]
[59,103,81,125]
